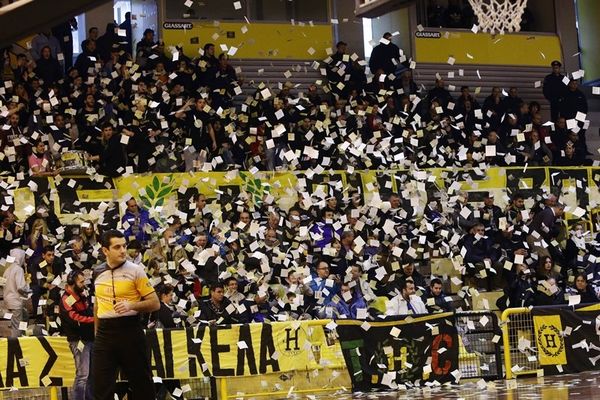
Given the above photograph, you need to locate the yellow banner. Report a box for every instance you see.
[161,21,333,60]
[0,321,343,388]
[6,167,600,228]
[533,315,567,366]
[415,30,562,66]
[0,336,75,388]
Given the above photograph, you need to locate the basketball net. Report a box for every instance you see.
[468,0,528,34]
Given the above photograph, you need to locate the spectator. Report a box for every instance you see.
[59,269,94,400]
[74,39,99,78]
[28,140,57,176]
[52,18,77,72]
[386,278,428,316]
[122,197,159,244]
[2,248,30,337]
[505,263,535,308]
[568,273,598,304]
[422,278,453,313]
[136,28,155,69]
[86,123,127,177]
[28,245,64,321]
[96,23,119,62]
[119,12,133,55]
[543,60,567,121]
[34,46,63,87]
[0,211,20,258]
[535,277,564,306]
[369,32,401,75]
[149,283,178,329]
[31,31,62,62]
[309,260,340,318]
[428,78,453,108]
[559,79,588,120]
[199,283,237,325]
[335,282,367,319]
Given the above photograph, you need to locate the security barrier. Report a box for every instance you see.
[501,304,600,379]
[0,312,504,399]
[501,307,540,379]
[455,311,503,380]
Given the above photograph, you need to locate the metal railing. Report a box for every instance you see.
[456,311,503,380]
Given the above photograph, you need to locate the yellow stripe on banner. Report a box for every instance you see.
[76,190,115,202]
[335,312,454,327]
[578,303,600,311]
[415,31,562,66]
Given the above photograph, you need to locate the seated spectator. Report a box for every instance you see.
[422,278,453,313]
[462,222,500,289]
[504,263,535,309]
[535,277,565,306]
[28,140,57,177]
[122,197,159,244]
[567,273,598,304]
[309,260,340,318]
[224,276,246,305]
[335,282,367,319]
[149,283,179,329]
[199,283,237,325]
[348,264,376,303]
[386,278,428,316]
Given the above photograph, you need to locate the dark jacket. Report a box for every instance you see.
[369,42,401,75]
[422,288,453,313]
[35,57,63,86]
[59,287,94,342]
[150,302,177,329]
[99,133,127,177]
[543,73,567,103]
[199,298,237,324]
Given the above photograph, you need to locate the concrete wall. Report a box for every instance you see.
[85,1,114,37]
[575,0,600,83]
[332,0,365,58]
[370,6,412,58]
[554,0,580,75]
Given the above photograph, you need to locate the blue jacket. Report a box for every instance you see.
[309,275,340,306]
[122,208,159,243]
[335,295,367,319]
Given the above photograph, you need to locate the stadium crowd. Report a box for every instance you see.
[0,22,597,342]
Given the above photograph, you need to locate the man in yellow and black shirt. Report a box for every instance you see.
[92,229,159,400]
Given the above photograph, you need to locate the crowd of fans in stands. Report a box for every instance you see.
[0,20,597,338]
[0,21,591,178]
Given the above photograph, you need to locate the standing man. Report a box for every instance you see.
[543,60,566,122]
[92,230,160,400]
[119,12,133,56]
[2,248,30,337]
[60,270,94,400]
[369,32,402,76]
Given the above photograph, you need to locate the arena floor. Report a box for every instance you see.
[313,371,598,400]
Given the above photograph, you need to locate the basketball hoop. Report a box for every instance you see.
[468,0,528,34]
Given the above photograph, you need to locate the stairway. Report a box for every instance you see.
[412,63,551,115]
[230,58,552,115]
